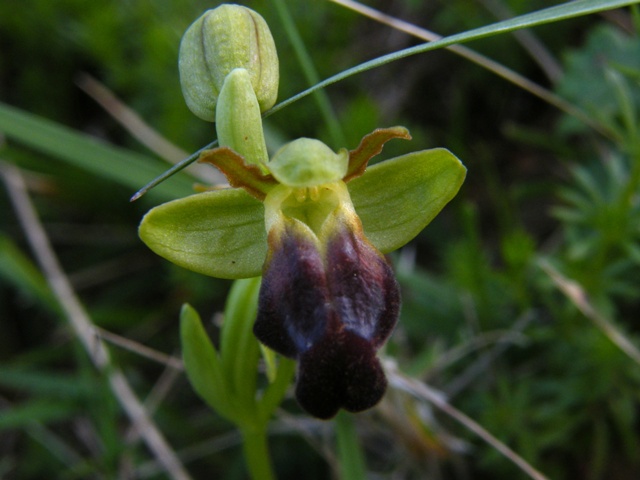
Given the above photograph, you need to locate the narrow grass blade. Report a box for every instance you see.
[0,102,194,200]
[0,235,58,313]
[129,140,218,201]
[266,0,639,118]
[0,400,76,431]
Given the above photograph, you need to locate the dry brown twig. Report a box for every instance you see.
[95,326,184,371]
[75,73,224,186]
[540,260,640,366]
[329,0,616,140]
[385,361,549,480]
[0,161,192,480]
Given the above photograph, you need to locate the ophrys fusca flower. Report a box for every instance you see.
[139,3,465,419]
[140,126,465,418]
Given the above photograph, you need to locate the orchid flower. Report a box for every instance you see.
[138,4,466,419]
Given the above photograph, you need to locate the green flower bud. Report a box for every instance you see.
[216,68,269,167]
[179,4,279,121]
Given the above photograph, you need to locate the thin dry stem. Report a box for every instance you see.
[386,362,549,480]
[96,326,184,371]
[126,359,183,445]
[0,395,83,467]
[478,0,562,81]
[1,161,192,480]
[76,73,223,185]
[329,0,617,140]
[540,260,640,366]
[444,311,534,397]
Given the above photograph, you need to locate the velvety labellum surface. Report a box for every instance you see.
[255,210,400,419]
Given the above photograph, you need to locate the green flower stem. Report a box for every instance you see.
[336,412,366,480]
[241,426,276,480]
[258,356,296,423]
[180,280,294,478]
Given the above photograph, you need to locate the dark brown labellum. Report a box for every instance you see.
[254,214,400,419]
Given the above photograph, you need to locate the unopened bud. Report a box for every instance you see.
[179,4,279,121]
[216,68,269,166]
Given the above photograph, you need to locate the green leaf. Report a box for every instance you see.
[0,366,96,399]
[0,236,58,313]
[349,148,466,253]
[139,188,267,279]
[180,304,237,422]
[257,355,295,424]
[219,277,262,418]
[555,24,640,134]
[259,345,279,384]
[0,102,194,200]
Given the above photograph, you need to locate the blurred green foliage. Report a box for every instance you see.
[2,1,640,479]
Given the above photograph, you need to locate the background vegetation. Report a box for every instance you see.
[1,1,639,479]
